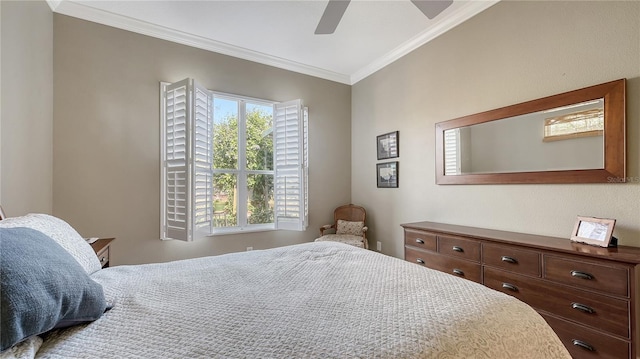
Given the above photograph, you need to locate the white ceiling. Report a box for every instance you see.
[47,0,499,84]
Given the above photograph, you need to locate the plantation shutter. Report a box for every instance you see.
[161,79,213,241]
[161,79,191,240]
[303,107,309,227]
[273,100,308,231]
[444,128,460,175]
[192,83,214,236]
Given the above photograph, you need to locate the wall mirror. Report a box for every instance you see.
[435,79,625,184]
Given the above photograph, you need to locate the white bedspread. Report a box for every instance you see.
[35,242,570,358]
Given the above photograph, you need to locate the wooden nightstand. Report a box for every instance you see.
[90,238,115,268]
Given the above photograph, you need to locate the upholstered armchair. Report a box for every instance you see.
[315,204,368,249]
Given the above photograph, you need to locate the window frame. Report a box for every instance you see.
[209,91,277,234]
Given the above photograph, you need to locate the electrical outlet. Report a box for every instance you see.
[246,246,253,251]
[376,241,382,251]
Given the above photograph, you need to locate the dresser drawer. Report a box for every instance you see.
[406,248,481,283]
[544,255,629,297]
[482,243,540,277]
[541,313,630,359]
[437,235,481,262]
[484,267,629,338]
[405,229,437,252]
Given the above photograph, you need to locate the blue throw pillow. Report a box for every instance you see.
[0,227,107,351]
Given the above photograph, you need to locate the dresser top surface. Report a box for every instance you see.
[401,221,640,264]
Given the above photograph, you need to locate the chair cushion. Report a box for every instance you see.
[315,234,365,248]
[336,220,364,236]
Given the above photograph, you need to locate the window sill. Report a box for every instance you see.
[208,224,276,236]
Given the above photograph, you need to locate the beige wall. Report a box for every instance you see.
[53,15,351,265]
[0,1,53,216]
[352,1,640,258]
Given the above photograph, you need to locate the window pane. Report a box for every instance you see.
[213,173,237,227]
[247,174,274,225]
[245,103,273,171]
[213,98,238,170]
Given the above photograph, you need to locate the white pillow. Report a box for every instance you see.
[0,214,101,274]
[336,220,364,236]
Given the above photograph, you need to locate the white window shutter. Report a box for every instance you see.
[303,107,309,228]
[444,128,461,175]
[161,79,192,240]
[161,79,214,241]
[192,82,214,236]
[273,100,308,231]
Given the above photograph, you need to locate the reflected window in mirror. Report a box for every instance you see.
[444,128,461,175]
[543,99,603,142]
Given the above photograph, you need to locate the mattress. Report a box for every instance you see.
[32,241,570,358]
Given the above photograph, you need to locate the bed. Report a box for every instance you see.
[0,214,571,359]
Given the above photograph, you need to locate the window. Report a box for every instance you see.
[211,95,274,231]
[160,79,308,241]
[543,99,604,142]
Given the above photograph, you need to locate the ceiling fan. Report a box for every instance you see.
[315,0,454,35]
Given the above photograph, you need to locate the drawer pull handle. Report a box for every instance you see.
[415,238,425,244]
[416,258,425,264]
[571,339,595,352]
[452,269,464,276]
[501,256,518,264]
[452,246,464,252]
[570,270,594,280]
[501,283,518,292]
[571,302,595,314]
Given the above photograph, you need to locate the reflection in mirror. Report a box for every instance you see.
[543,100,603,142]
[436,79,625,184]
[444,99,605,175]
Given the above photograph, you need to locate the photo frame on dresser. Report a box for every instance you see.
[570,216,616,247]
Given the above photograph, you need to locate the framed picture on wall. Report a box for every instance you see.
[377,131,399,160]
[570,216,616,247]
[377,161,398,188]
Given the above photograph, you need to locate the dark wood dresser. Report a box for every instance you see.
[401,221,640,359]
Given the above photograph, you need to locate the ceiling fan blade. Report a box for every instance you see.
[410,0,453,19]
[315,0,351,35]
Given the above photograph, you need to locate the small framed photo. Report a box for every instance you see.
[570,216,616,247]
[377,161,398,188]
[377,131,399,160]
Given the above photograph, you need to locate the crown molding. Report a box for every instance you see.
[46,0,62,12]
[350,0,499,84]
[48,0,352,85]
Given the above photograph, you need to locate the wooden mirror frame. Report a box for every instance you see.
[435,79,626,184]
